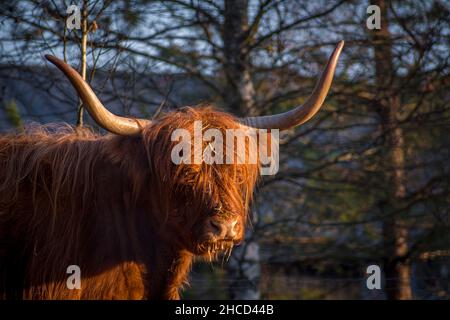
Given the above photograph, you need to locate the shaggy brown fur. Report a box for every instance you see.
[0,107,259,299]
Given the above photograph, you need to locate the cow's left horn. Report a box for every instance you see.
[240,41,344,130]
[45,55,150,135]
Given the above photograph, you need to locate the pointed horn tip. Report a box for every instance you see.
[45,55,65,68]
[45,54,57,63]
[336,40,345,55]
[334,40,344,55]
[326,41,344,71]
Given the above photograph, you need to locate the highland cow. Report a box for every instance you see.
[0,42,343,299]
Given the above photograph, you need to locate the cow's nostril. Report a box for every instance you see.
[227,220,238,239]
[210,219,222,235]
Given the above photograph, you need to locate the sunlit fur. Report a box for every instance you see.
[0,107,260,299]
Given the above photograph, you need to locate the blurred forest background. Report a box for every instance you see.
[0,0,449,299]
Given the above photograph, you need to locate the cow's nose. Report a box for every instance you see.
[209,219,238,239]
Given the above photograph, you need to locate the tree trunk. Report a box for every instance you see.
[370,0,412,300]
[222,0,261,299]
[77,0,89,127]
[222,0,258,116]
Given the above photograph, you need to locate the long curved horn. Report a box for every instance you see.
[240,41,344,130]
[45,55,150,135]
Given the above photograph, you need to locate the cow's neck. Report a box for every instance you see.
[131,208,192,299]
[104,136,195,299]
[143,237,193,299]
[160,248,193,300]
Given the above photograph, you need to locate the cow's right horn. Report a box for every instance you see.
[45,55,150,135]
